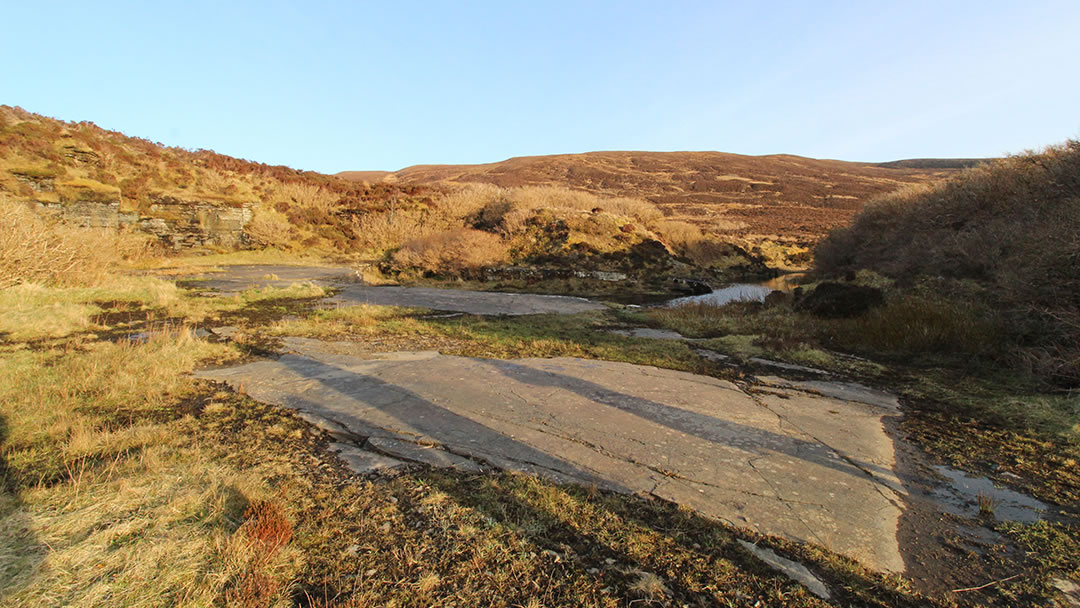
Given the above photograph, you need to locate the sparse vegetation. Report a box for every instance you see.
[0,105,434,256]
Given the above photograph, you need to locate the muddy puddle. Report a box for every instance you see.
[930,465,1049,523]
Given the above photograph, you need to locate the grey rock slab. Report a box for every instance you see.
[184,264,357,293]
[737,540,831,600]
[931,465,1047,523]
[1053,578,1080,607]
[759,376,900,411]
[181,264,606,315]
[608,328,687,340]
[331,283,604,316]
[693,348,730,362]
[366,436,485,473]
[195,339,907,572]
[749,358,831,376]
[210,326,239,339]
[330,442,408,474]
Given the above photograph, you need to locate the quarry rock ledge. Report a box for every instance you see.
[195,337,910,573]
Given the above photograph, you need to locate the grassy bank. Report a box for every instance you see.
[1,279,944,608]
[816,141,1080,386]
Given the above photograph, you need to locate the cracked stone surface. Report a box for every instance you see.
[196,336,909,572]
[758,376,901,411]
[184,264,605,315]
[607,327,688,340]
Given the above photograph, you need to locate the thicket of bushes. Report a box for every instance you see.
[816,141,1080,385]
[351,184,750,279]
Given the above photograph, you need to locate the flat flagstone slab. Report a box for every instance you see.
[196,337,909,572]
[330,284,604,316]
[183,264,605,315]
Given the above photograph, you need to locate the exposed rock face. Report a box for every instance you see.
[13,173,55,193]
[32,197,253,249]
[484,266,629,283]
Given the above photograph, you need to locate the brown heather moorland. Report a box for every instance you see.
[340,151,976,243]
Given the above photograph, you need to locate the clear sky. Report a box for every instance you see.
[3,1,1078,172]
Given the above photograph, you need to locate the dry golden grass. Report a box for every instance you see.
[0,195,151,289]
[0,280,312,607]
[392,228,508,277]
[271,182,339,212]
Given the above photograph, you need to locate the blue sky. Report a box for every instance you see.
[3,1,1078,172]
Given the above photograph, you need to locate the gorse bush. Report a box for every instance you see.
[817,140,1080,384]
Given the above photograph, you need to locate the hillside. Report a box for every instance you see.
[817,140,1080,385]
[340,151,972,242]
[0,107,777,289]
[0,106,432,251]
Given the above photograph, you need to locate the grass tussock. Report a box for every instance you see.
[826,293,1005,357]
[817,140,1080,385]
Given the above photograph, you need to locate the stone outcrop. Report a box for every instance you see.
[32,196,253,249]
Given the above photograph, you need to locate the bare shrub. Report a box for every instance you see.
[391,228,507,277]
[224,499,294,608]
[272,182,339,212]
[246,205,296,248]
[240,499,293,560]
[351,208,440,252]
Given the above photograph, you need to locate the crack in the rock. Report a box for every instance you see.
[736,381,907,512]
[636,367,744,393]
[746,456,830,547]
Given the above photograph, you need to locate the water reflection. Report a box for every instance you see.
[665,273,805,307]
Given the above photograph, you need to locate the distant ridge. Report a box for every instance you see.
[338,150,965,241]
[875,158,990,170]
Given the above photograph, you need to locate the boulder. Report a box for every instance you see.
[763,289,791,308]
[795,282,884,318]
